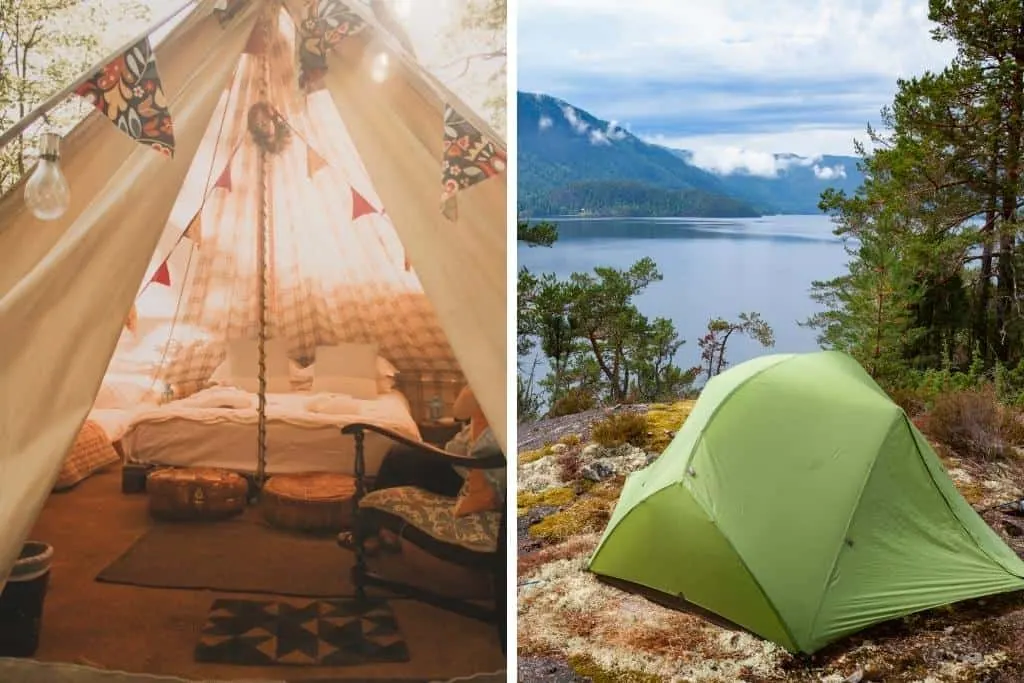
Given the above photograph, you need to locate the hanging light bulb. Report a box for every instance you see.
[24,132,70,221]
[369,50,390,83]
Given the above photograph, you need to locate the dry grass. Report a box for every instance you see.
[925,387,1024,461]
[591,412,650,448]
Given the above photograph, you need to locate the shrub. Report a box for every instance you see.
[887,386,927,416]
[548,387,596,418]
[925,387,1024,461]
[591,411,649,448]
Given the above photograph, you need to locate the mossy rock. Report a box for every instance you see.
[521,445,555,464]
[646,400,696,453]
[528,483,622,542]
[517,487,576,516]
[568,654,663,683]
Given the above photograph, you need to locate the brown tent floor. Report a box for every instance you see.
[23,467,504,680]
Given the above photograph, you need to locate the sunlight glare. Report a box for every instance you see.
[370,50,390,83]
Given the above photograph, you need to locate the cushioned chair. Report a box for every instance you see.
[340,422,506,652]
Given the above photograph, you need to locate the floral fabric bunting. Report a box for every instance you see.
[297,0,367,89]
[75,37,175,157]
[441,104,506,212]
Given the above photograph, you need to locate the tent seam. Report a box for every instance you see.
[804,409,904,649]
[679,354,796,477]
[903,413,1024,580]
[685,473,802,653]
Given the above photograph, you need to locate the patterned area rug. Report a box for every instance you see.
[194,597,410,667]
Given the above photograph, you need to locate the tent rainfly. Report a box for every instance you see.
[0,0,506,588]
[589,351,1024,654]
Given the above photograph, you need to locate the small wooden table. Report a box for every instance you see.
[261,473,356,533]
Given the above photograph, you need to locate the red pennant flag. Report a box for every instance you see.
[243,21,266,54]
[125,304,138,333]
[151,261,171,287]
[183,213,202,246]
[307,144,328,178]
[351,188,377,220]
[214,163,232,191]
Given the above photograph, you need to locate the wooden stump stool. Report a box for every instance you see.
[147,468,248,521]
[261,473,356,533]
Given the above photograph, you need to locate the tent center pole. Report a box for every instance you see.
[253,10,272,497]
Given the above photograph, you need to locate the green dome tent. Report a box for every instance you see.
[588,351,1024,654]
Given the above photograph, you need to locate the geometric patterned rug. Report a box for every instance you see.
[194,597,410,667]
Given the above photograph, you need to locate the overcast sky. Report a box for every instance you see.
[518,0,957,173]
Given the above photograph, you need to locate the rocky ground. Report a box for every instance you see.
[516,402,1024,683]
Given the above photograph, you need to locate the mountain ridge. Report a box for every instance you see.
[517,91,865,217]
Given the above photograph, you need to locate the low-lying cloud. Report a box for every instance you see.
[672,145,821,177]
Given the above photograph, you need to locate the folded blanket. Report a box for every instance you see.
[182,387,254,410]
[306,393,360,415]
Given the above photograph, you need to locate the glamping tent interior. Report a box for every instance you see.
[0,0,507,679]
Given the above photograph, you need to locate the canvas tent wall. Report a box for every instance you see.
[588,351,1024,654]
[0,0,506,588]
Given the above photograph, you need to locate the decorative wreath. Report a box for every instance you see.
[247,102,292,155]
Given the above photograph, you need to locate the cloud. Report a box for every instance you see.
[813,164,847,180]
[560,104,590,134]
[589,129,611,145]
[539,115,554,131]
[675,145,822,177]
[519,0,955,156]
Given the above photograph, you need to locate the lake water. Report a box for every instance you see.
[517,215,850,381]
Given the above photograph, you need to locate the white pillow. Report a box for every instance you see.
[311,375,378,400]
[94,375,155,409]
[224,339,290,379]
[316,343,379,380]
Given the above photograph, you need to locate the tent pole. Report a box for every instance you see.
[253,11,272,495]
[0,0,200,151]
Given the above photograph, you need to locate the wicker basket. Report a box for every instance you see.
[261,473,356,533]
[147,468,248,521]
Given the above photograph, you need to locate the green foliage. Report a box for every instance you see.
[517,219,558,246]
[548,387,596,418]
[590,412,650,449]
[522,179,761,219]
[696,311,776,380]
[446,0,505,131]
[806,0,1024,387]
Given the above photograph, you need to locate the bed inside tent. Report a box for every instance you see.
[0,0,506,678]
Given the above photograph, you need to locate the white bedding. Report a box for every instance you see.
[119,387,420,477]
[88,408,145,443]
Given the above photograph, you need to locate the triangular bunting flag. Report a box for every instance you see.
[243,20,267,55]
[125,304,138,334]
[183,213,203,246]
[74,37,175,157]
[151,261,171,287]
[440,103,506,208]
[307,145,328,178]
[297,0,367,89]
[352,188,377,220]
[214,163,232,192]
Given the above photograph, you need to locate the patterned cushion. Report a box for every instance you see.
[359,486,500,553]
[54,420,120,491]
